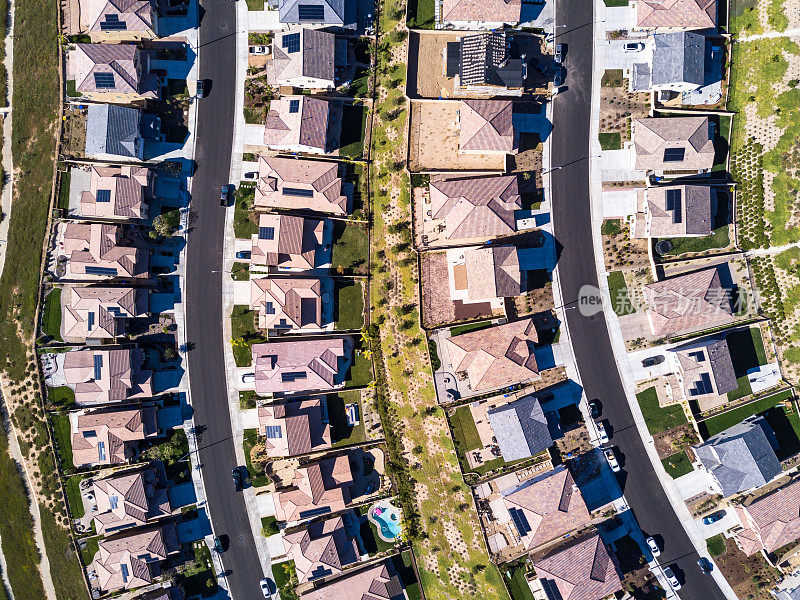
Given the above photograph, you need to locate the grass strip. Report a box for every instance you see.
[39,507,86,600]
[701,389,795,438]
[636,387,687,434]
[661,451,693,478]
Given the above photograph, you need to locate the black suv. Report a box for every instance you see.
[232,467,243,492]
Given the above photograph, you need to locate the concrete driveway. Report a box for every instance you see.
[602,189,638,218]
[600,147,646,182]
[674,469,714,501]
[625,345,674,382]
[604,38,654,71]
[604,6,636,32]
[694,510,740,539]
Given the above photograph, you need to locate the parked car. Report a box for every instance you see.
[250,45,269,55]
[663,566,681,591]
[604,448,620,472]
[243,171,258,179]
[589,400,601,419]
[596,421,609,444]
[642,355,665,367]
[702,511,725,525]
[554,43,564,64]
[242,372,255,384]
[232,467,243,492]
[220,184,232,207]
[235,250,251,260]
[697,557,713,574]
[553,68,564,88]
[646,536,660,558]
[213,536,228,553]
[260,578,274,598]
[624,41,645,52]
[196,79,206,98]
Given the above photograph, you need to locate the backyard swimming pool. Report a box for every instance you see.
[368,500,402,542]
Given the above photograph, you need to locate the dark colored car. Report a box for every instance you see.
[702,511,725,525]
[232,467,243,492]
[220,185,232,207]
[642,355,665,367]
[196,80,206,98]
[697,557,713,574]
[235,250,251,260]
[553,68,564,88]
[589,400,601,419]
[213,535,228,553]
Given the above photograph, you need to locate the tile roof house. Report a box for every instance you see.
[60,285,149,342]
[250,213,325,271]
[92,524,180,592]
[278,0,355,29]
[694,415,782,497]
[270,28,338,89]
[643,184,713,238]
[255,156,350,214]
[78,0,159,41]
[444,318,540,393]
[250,277,324,331]
[459,100,516,153]
[635,32,705,93]
[264,96,331,154]
[633,116,715,173]
[299,560,404,600]
[251,337,351,395]
[62,222,150,279]
[734,478,800,556]
[63,347,153,406]
[130,586,185,600]
[487,394,552,461]
[85,104,145,161]
[642,266,734,335]
[282,515,360,582]
[458,245,521,301]
[274,455,354,523]
[257,398,332,457]
[669,336,737,411]
[92,466,172,534]
[533,534,623,600]
[429,174,521,241]
[636,0,717,29]
[439,0,521,29]
[78,165,152,220]
[457,31,523,93]
[69,43,158,103]
[71,405,159,467]
[494,466,590,552]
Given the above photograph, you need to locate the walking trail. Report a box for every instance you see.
[738,27,800,41]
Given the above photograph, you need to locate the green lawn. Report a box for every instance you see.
[273,560,299,600]
[233,185,258,239]
[701,389,796,438]
[338,104,367,159]
[182,542,218,598]
[662,226,730,255]
[712,115,732,172]
[57,170,71,210]
[47,386,75,410]
[601,69,624,87]
[243,428,270,488]
[345,348,374,388]
[450,320,494,337]
[601,219,622,236]
[603,0,628,5]
[49,413,75,472]
[231,262,249,281]
[331,221,369,275]
[79,536,99,565]
[607,271,636,316]
[39,508,86,600]
[230,305,268,367]
[41,288,62,341]
[707,534,727,557]
[450,406,482,452]
[334,280,365,330]
[245,0,265,10]
[261,516,279,536]
[504,566,535,600]
[636,387,687,434]
[599,132,622,150]
[727,375,753,402]
[661,451,694,478]
[328,390,367,447]
[407,0,434,27]
[63,474,87,519]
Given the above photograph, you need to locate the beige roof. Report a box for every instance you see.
[441,0,521,23]
[252,337,349,395]
[71,405,158,467]
[430,175,520,240]
[63,348,153,406]
[533,534,623,600]
[93,466,171,534]
[283,515,360,582]
[258,399,332,457]
[500,467,591,551]
[274,456,353,522]
[271,27,336,86]
[80,165,151,219]
[643,266,734,335]
[250,213,325,269]
[264,96,330,151]
[299,561,404,600]
[255,156,348,214]
[444,319,539,391]
[93,524,179,592]
[460,100,515,153]
[637,0,717,28]
[633,117,715,172]
[734,478,800,556]
[63,222,149,278]
[250,277,323,330]
[71,43,157,98]
[81,0,157,35]
[463,245,521,301]
[60,285,148,341]
[645,184,713,237]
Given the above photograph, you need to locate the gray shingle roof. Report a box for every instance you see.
[488,395,552,461]
[86,104,141,158]
[279,0,346,25]
[652,31,705,88]
[707,338,737,395]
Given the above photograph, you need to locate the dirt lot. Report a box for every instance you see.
[63,108,87,158]
[653,423,698,459]
[603,221,650,271]
[715,537,780,600]
[407,31,464,99]
[599,71,650,142]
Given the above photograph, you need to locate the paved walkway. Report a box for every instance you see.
[744,241,800,257]
[738,27,800,41]
[0,0,14,282]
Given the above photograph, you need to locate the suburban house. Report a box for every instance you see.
[85,104,145,161]
[250,277,324,331]
[254,156,350,214]
[270,28,344,90]
[490,466,590,553]
[70,405,159,467]
[733,477,800,557]
[250,213,325,271]
[427,174,521,242]
[264,96,331,154]
[60,285,149,342]
[74,164,153,220]
[92,524,180,592]
[62,347,153,406]
[77,0,159,41]
[459,99,517,154]
[257,398,332,457]
[632,32,706,95]
[92,466,172,534]
[636,0,717,30]
[61,222,150,279]
[273,455,354,523]
[251,337,351,395]
[454,31,524,95]
[532,533,623,600]
[642,266,734,335]
[633,116,715,173]
[448,245,521,306]
[443,318,540,393]
[278,0,356,29]
[668,335,737,411]
[694,415,782,497]
[438,0,521,30]
[636,184,714,239]
[68,43,158,103]
[130,586,185,600]
[281,515,360,582]
[298,560,404,600]
[487,394,552,461]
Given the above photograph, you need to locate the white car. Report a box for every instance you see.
[596,421,610,444]
[259,578,273,598]
[646,536,660,558]
[242,373,256,384]
[663,566,681,591]
[249,45,270,55]
[624,41,645,52]
[604,448,620,472]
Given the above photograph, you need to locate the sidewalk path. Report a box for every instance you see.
[738,27,800,41]
[744,241,800,257]
[0,0,15,281]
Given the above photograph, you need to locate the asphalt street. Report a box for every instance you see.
[186,2,265,599]
[550,2,727,599]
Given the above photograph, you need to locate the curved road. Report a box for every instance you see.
[186,2,265,599]
[550,2,726,599]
